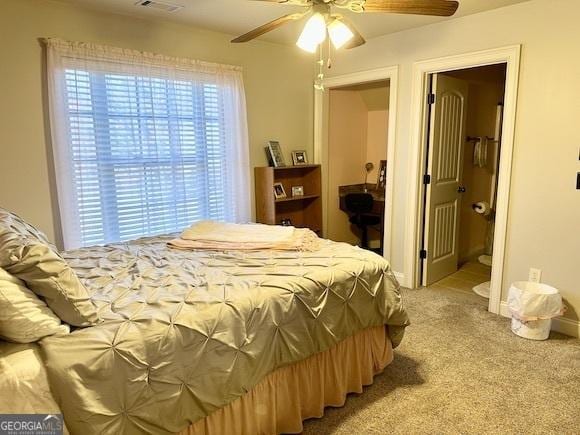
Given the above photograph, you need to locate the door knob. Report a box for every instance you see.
[457,186,466,193]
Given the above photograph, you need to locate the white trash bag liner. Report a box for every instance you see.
[507,281,565,340]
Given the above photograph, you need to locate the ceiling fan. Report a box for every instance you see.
[231,0,459,52]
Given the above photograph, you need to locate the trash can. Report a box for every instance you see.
[507,281,565,340]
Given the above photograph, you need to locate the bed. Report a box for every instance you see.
[0,225,409,434]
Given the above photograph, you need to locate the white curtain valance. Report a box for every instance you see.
[44,38,242,74]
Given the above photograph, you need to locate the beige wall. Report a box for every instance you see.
[357,84,390,181]
[327,0,580,322]
[0,0,314,246]
[326,89,368,245]
[366,110,389,182]
[365,109,388,248]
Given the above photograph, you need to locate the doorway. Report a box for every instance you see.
[326,80,390,253]
[314,66,399,264]
[420,64,507,302]
[404,45,521,315]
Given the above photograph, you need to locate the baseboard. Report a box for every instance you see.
[500,302,579,338]
[393,271,410,288]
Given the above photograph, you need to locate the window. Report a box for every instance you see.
[65,71,230,246]
[46,39,250,249]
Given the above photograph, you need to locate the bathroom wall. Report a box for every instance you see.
[444,65,507,262]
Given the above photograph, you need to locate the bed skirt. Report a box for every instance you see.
[180,325,393,435]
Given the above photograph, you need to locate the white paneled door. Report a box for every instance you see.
[423,74,468,286]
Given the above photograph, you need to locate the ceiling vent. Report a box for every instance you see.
[135,0,183,13]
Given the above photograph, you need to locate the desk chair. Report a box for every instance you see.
[345,193,381,250]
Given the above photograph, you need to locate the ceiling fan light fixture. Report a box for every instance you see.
[296,12,327,53]
[296,37,319,53]
[327,18,354,49]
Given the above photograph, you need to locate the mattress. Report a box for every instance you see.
[18,235,409,434]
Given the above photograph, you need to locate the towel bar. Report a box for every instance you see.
[466,136,495,142]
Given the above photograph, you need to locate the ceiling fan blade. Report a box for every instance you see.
[359,0,459,16]
[332,15,366,49]
[231,13,307,43]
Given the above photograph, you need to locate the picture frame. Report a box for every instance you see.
[273,182,287,199]
[291,150,308,166]
[376,160,387,190]
[266,141,286,167]
[291,185,304,197]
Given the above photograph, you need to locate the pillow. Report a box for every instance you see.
[0,208,99,327]
[0,268,70,343]
[0,208,54,246]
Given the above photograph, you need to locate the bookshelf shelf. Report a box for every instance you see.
[254,165,322,235]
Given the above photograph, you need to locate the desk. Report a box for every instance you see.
[338,183,385,252]
[338,184,385,215]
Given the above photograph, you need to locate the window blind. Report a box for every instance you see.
[46,39,250,249]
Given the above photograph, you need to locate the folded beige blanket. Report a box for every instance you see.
[168,221,321,251]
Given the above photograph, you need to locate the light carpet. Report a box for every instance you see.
[302,285,580,434]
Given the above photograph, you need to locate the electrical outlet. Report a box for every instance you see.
[529,268,542,283]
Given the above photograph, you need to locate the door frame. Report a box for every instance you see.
[314,66,399,264]
[405,45,521,314]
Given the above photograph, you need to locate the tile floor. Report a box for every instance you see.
[431,261,491,305]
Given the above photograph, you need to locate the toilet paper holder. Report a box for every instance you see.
[472,201,492,216]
